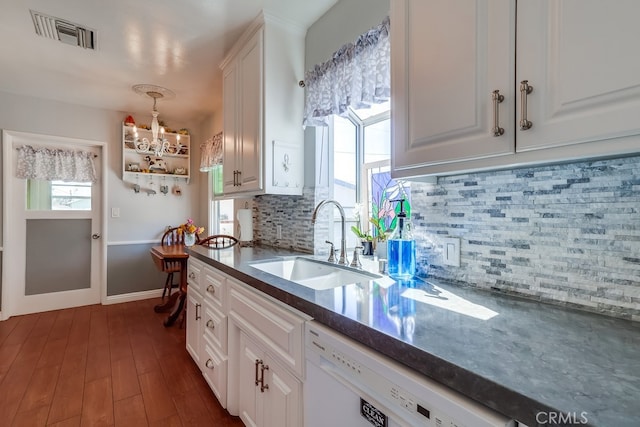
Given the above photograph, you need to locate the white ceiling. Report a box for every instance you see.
[0,0,337,123]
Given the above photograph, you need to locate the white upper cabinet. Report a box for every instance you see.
[391,0,515,174]
[223,30,262,194]
[221,13,304,196]
[516,0,640,152]
[392,0,640,178]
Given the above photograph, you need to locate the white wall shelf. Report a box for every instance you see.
[122,123,191,184]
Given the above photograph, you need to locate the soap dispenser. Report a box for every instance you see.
[387,199,416,279]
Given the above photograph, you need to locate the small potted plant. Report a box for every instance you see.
[350,226,374,255]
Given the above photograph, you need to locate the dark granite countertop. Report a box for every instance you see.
[188,245,640,427]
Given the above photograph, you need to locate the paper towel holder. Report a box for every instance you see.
[237,203,254,247]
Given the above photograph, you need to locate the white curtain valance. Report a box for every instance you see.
[16,145,97,183]
[302,16,390,127]
[200,132,223,172]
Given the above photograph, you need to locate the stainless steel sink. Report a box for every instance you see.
[249,257,382,290]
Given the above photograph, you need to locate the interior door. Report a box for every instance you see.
[2,130,104,319]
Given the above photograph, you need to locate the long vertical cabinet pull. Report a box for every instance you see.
[259,363,270,392]
[236,170,241,186]
[232,170,242,186]
[195,303,201,320]
[253,359,269,392]
[519,80,533,130]
[491,90,505,137]
[254,359,261,386]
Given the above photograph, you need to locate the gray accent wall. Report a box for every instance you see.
[107,244,166,296]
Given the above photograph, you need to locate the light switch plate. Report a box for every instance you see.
[442,237,460,267]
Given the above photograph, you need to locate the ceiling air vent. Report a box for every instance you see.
[30,10,96,50]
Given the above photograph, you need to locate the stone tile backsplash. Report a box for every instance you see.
[254,155,640,321]
[253,187,327,254]
[411,155,640,321]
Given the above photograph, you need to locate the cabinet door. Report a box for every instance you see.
[391,0,515,177]
[237,331,301,427]
[202,340,228,409]
[517,0,640,152]
[263,354,301,427]
[237,29,263,192]
[186,290,202,367]
[238,332,261,427]
[223,63,240,193]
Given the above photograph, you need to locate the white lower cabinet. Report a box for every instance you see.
[185,288,203,367]
[202,337,228,408]
[238,330,301,427]
[185,259,308,426]
[228,277,307,427]
[185,261,229,408]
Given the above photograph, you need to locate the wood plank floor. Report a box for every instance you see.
[0,298,244,426]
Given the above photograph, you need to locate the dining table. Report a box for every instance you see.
[150,244,189,327]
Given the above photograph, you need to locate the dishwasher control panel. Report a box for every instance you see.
[306,322,514,427]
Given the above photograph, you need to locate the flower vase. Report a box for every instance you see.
[184,232,196,247]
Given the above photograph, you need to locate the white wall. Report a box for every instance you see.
[303,0,390,188]
[0,89,214,298]
[0,90,206,241]
[305,0,389,70]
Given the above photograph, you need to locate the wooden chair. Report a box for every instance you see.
[161,226,185,247]
[160,227,201,299]
[198,234,239,249]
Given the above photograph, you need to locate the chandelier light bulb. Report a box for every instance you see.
[132,84,175,158]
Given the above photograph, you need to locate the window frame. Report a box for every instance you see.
[328,107,391,247]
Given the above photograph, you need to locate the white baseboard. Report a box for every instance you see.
[104,288,163,305]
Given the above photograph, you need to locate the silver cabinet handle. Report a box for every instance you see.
[519,80,533,130]
[206,359,214,369]
[233,170,238,186]
[189,272,196,279]
[236,170,242,186]
[260,363,270,392]
[491,90,505,137]
[92,233,101,239]
[254,359,261,385]
[195,303,201,320]
[206,319,215,329]
[206,285,215,294]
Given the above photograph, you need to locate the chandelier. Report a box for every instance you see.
[132,84,176,157]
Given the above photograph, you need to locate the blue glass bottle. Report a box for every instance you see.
[387,199,416,280]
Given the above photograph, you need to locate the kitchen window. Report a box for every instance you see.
[210,167,234,235]
[328,101,407,248]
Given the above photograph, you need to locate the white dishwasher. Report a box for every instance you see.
[304,321,514,427]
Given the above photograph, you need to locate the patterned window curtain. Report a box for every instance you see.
[302,16,390,127]
[16,145,97,182]
[200,131,223,172]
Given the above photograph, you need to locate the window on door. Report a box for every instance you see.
[27,180,92,211]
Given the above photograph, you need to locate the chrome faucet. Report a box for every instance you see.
[311,200,348,265]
